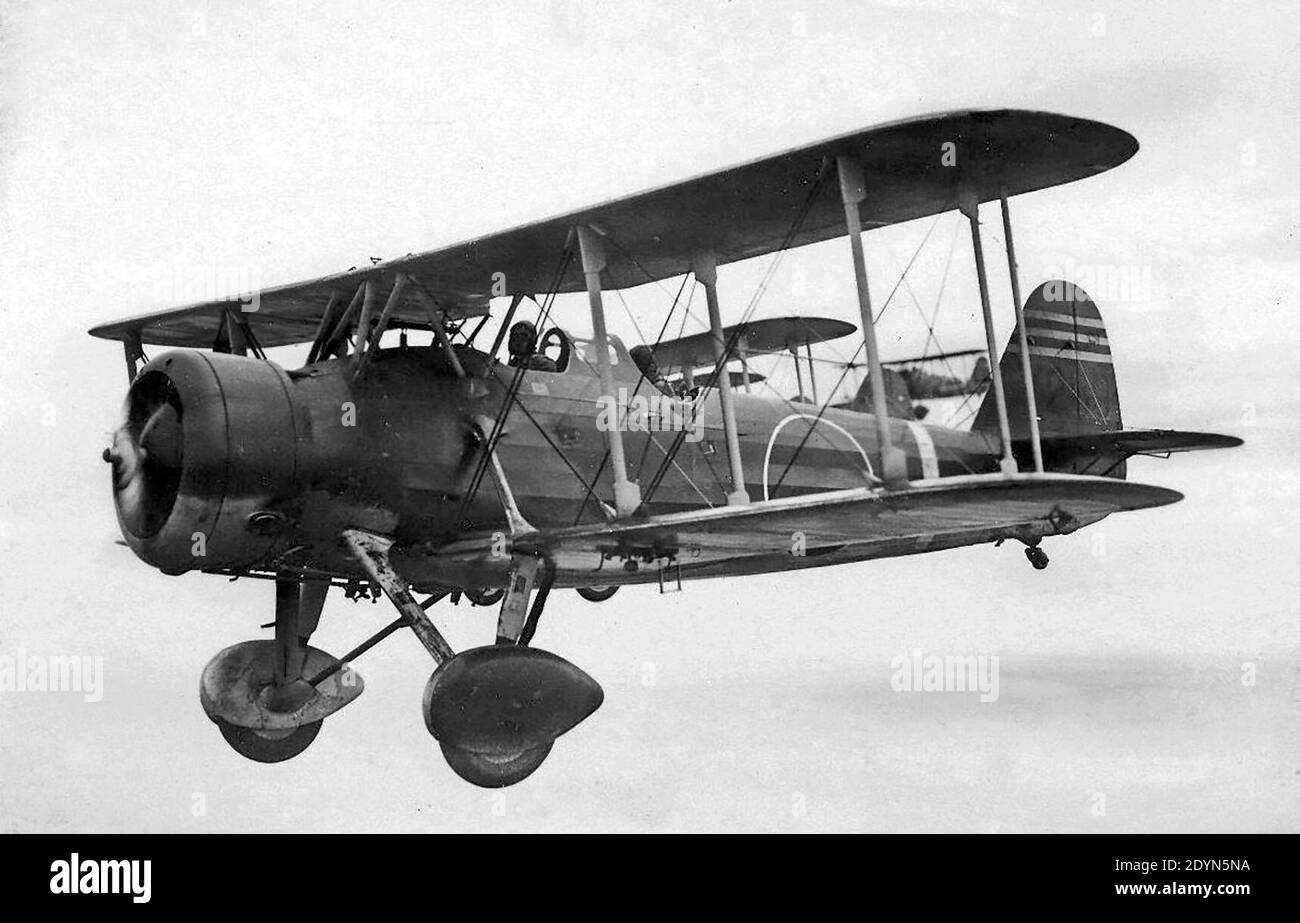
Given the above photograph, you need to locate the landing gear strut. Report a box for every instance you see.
[200,577,362,763]
[201,531,603,784]
[342,529,603,788]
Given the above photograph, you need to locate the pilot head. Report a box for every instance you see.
[629,344,660,380]
[508,320,538,360]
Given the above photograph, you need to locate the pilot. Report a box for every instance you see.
[629,345,675,397]
[507,320,557,372]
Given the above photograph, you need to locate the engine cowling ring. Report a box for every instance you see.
[111,350,301,574]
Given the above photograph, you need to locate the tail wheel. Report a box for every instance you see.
[439,741,554,788]
[215,717,322,763]
[576,585,618,603]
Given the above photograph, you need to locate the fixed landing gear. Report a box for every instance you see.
[342,529,603,788]
[422,645,600,787]
[440,739,553,788]
[1024,544,1050,570]
[200,577,362,764]
[214,716,321,763]
[576,585,618,603]
[200,532,604,785]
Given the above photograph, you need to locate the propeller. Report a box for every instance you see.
[102,378,184,537]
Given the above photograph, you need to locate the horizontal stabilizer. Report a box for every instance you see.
[1033,429,1243,459]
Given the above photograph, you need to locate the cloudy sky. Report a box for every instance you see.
[1,0,1296,832]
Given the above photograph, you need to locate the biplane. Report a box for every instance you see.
[93,109,1240,787]
[650,314,856,403]
[842,348,992,421]
[886,350,991,402]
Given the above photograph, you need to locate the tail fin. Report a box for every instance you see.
[975,280,1242,475]
[975,280,1121,438]
[974,281,1124,474]
[850,366,916,419]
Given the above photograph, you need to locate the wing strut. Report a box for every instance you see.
[999,190,1044,472]
[412,282,468,377]
[352,281,379,367]
[577,225,641,517]
[693,251,749,505]
[304,291,341,365]
[122,331,145,383]
[961,190,1018,474]
[353,273,407,380]
[805,341,819,404]
[471,414,536,535]
[314,282,365,362]
[836,155,908,484]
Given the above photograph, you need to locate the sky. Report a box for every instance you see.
[0,0,1297,832]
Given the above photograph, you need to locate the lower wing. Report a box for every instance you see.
[430,473,1182,580]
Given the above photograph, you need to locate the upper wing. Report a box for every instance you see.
[432,473,1179,578]
[651,315,857,371]
[882,348,987,367]
[88,269,490,350]
[90,109,1136,350]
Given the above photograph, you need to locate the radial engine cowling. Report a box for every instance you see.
[105,350,302,575]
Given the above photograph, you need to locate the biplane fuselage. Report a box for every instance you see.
[120,333,1026,591]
